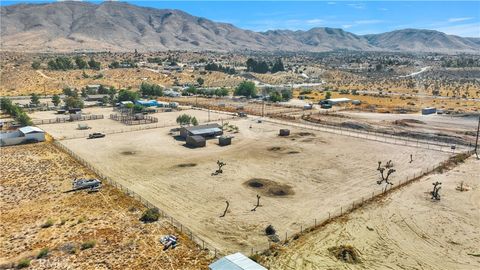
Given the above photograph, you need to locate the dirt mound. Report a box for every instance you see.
[297,132,315,137]
[267,146,283,152]
[244,179,294,197]
[267,146,301,154]
[177,163,197,168]
[393,119,426,126]
[328,245,361,264]
[340,121,371,130]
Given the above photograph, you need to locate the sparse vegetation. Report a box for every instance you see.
[140,208,160,223]
[16,258,30,269]
[176,114,198,126]
[36,247,49,259]
[234,81,257,98]
[80,240,96,250]
[41,218,54,228]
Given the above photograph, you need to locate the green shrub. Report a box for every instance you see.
[77,216,86,224]
[41,218,54,228]
[81,240,96,250]
[37,248,49,259]
[140,208,160,223]
[17,259,30,269]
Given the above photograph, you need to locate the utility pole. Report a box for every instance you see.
[475,115,480,159]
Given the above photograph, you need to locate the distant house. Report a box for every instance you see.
[209,252,267,270]
[326,98,351,105]
[135,100,158,107]
[119,101,134,107]
[86,85,101,91]
[86,94,108,101]
[180,123,222,139]
[0,126,45,146]
[164,89,182,97]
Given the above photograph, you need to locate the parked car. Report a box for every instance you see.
[87,132,105,139]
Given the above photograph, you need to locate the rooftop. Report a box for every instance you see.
[19,126,44,134]
[209,252,267,270]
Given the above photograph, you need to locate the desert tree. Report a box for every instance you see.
[431,181,442,200]
[212,160,226,176]
[251,194,261,211]
[30,93,40,107]
[51,94,61,107]
[220,201,229,218]
[377,160,396,191]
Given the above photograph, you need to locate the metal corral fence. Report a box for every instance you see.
[264,118,473,153]
[109,114,159,125]
[248,150,475,256]
[52,130,474,259]
[52,140,224,258]
[33,114,104,125]
[56,115,237,140]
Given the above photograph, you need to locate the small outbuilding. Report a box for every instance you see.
[180,124,223,139]
[186,135,206,148]
[209,252,267,270]
[218,136,232,146]
[279,129,290,136]
[0,126,45,146]
[422,107,437,115]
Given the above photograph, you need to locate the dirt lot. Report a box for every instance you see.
[58,118,452,254]
[0,142,211,269]
[31,108,233,139]
[258,157,480,270]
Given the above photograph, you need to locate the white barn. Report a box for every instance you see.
[209,253,267,270]
[0,126,45,146]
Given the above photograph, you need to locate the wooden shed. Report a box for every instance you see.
[186,135,206,148]
[279,129,290,136]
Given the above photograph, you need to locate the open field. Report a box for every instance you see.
[258,156,480,270]
[30,108,234,139]
[57,117,452,254]
[0,142,211,269]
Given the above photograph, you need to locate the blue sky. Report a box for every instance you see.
[2,1,479,37]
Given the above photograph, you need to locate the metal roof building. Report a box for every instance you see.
[326,98,352,105]
[180,123,223,139]
[209,253,267,270]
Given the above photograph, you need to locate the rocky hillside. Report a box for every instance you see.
[1,1,478,53]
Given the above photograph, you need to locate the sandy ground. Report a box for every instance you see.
[59,118,451,254]
[0,142,211,269]
[31,108,234,139]
[307,111,479,145]
[259,157,480,270]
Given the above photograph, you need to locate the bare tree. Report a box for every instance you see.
[431,181,442,200]
[220,201,229,217]
[251,194,261,211]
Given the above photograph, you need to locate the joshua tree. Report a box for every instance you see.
[251,194,261,211]
[431,181,442,200]
[220,201,229,217]
[212,160,227,176]
[377,161,396,191]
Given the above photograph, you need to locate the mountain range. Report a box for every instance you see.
[1,1,479,53]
